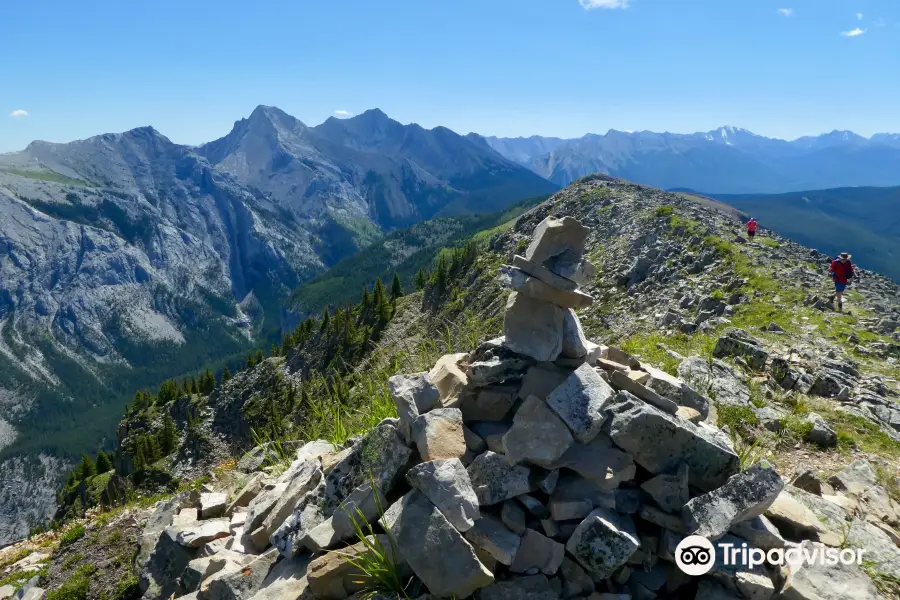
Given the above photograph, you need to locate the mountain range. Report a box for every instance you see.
[483,127,900,193]
[0,106,555,543]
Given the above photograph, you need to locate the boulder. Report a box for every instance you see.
[200,493,228,519]
[682,461,784,540]
[603,392,740,491]
[546,435,635,490]
[175,519,233,548]
[246,555,312,600]
[764,490,832,543]
[524,216,589,266]
[545,363,616,443]
[503,292,564,362]
[728,515,786,550]
[226,473,266,516]
[467,451,535,505]
[428,353,470,405]
[713,329,769,371]
[509,529,565,576]
[463,514,522,565]
[461,385,518,422]
[244,483,288,536]
[412,408,467,461]
[640,463,690,513]
[518,364,571,402]
[827,460,878,496]
[501,501,527,535]
[678,357,750,407]
[307,535,408,600]
[804,413,837,448]
[389,372,440,443]
[140,527,198,600]
[406,458,480,532]
[383,490,494,598]
[778,541,881,600]
[205,549,278,600]
[502,396,574,466]
[469,422,511,454]
[562,309,590,358]
[565,508,640,579]
[259,460,322,549]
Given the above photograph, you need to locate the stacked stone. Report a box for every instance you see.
[131,216,887,600]
[500,215,598,363]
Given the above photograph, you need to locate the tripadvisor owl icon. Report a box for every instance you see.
[675,535,716,576]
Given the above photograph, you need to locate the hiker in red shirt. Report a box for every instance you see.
[746,218,758,240]
[829,252,854,312]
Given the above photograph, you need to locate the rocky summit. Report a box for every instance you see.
[1,177,899,600]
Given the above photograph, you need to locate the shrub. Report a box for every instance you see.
[654,205,674,218]
[59,524,85,547]
[47,565,94,600]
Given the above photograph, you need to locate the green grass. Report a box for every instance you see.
[759,237,781,249]
[61,553,84,570]
[0,167,92,187]
[0,570,35,591]
[46,565,94,600]
[620,332,717,376]
[59,524,85,547]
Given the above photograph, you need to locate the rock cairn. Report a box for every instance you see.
[132,216,892,600]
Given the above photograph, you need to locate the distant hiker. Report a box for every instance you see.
[829,252,854,312]
[746,217,758,239]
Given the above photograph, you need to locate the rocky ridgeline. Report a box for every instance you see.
[83,215,897,600]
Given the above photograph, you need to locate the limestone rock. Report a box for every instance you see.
[609,370,678,415]
[827,460,878,496]
[562,309,590,358]
[428,353,470,405]
[406,458,480,532]
[200,493,228,519]
[565,508,640,579]
[640,463,689,513]
[713,329,769,371]
[464,514,522,566]
[389,371,440,443]
[259,460,322,549]
[545,363,615,443]
[226,473,266,516]
[412,408,467,461]
[502,396,574,466]
[804,413,837,447]
[603,392,740,491]
[383,491,494,598]
[546,435,635,490]
[205,549,278,600]
[175,519,233,548]
[461,385,517,422]
[307,535,408,600]
[729,515,785,550]
[509,529,565,576]
[683,461,784,540]
[502,266,594,309]
[140,527,198,600]
[244,483,288,536]
[503,292,564,362]
[513,254,578,290]
[525,216,589,266]
[467,451,535,506]
[779,541,881,600]
[518,364,571,402]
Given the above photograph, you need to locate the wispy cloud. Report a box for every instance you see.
[776,8,793,17]
[333,110,351,117]
[9,109,28,118]
[874,18,887,28]
[578,0,630,10]
[840,27,866,37]
[856,13,864,21]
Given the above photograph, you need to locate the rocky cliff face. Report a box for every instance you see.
[0,106,554,545]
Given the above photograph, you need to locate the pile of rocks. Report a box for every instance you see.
[133,216,895,600]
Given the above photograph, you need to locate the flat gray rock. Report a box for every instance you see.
[603,392,740,491]
[463,514,522,566]
[779,541,881,600]
[545,363,616,443]
[640,463,689,513]
[509,529,565,576]
[406,458,480,532]
[683,461,784,539]
[389,371,440,443]
[475,574,559,600]
[546,435,635,490]
[503,292,564,362]
[383,491,494,598]
[412,408,467,461]
[502,396,574,466]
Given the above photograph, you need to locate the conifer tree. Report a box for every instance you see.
[222,367,232,383]
[95,450,113,474]
[320,307,331,332]
[415,268,427,291]
[435,253,449,294]
[391,273,403,302]
[373,278,391,323]
[159,414,177,455]
[360,285,372,315]
[79,454,96,480]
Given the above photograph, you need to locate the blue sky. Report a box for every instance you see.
[2,0,899,152]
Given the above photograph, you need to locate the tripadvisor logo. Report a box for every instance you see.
[675,535,866,576]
